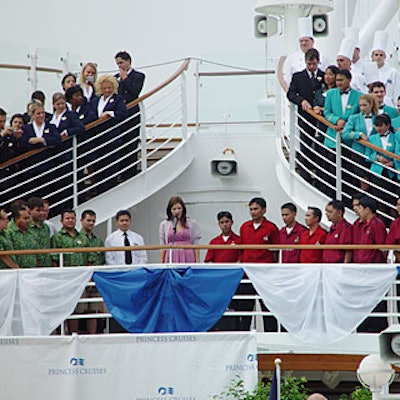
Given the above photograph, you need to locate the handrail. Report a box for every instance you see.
[0,63,63,74]
[0,58,191,169]
[305,108,400,162]
[198,70,274,77]
[126,58,191,109]
[2,243,400,257]
[277,56,288,93]
[277,58,400,164]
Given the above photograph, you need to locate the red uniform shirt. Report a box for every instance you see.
[279,222,306,263]
[240,217,280,263]
[352,217,365,240]
[204,232,241,263]
[386,217,400,245]
[353,215,387,263]
[322,218,353,263]
[299,225,327,263]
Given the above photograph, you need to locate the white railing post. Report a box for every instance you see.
[60,54,68,75]
[139,102,147,173]
[28,50,38,92]
[195,60,200,132]
[60,250,65,336]
[289,103,296,172]
[72,135,78,209]
[181,70,188,140]
[335,132,342,199]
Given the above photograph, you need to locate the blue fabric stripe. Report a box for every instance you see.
[93,268,243,333]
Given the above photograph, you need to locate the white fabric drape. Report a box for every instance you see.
[0,268,92,336]
[0,271,19,335]
[244,264,398,344]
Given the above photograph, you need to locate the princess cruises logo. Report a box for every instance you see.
[225,352,257,372]
[47,356,107,376]
[134,386,196,400]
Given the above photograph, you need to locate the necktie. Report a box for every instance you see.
[310,72,317,89]
[123,232,132,264]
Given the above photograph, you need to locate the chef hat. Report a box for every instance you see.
[338,38,356,60]
[363,62,379,85]
[297,17,314,39]
[372,31,388,54]
[344,27,360,49]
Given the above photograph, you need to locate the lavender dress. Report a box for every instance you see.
[163,227,196,263]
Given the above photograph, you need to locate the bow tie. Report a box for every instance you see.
[364,115,372,119]
[340,89,350,95]
[379,105,384,110]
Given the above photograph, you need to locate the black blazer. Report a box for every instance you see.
[287,68,325,114]
[21,122,61,151]
[90,93,127,123]
[115,69,145,104]
[50,110,85,137]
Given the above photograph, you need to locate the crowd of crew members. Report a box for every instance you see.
[1,194,398,271]
[285,24,400,224]
[0,51,145,166]
[1,194,397,334]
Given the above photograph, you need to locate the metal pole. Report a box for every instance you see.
[335,132,342,199]
[275,357,281,400]
[139,102,147,173]
[72,135,78,209]
[195,60,200,133]
[289,103,296,172]
[181,71,188,140]
[28,50,38,92]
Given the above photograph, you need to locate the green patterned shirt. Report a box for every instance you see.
[29,221,52,267]
[80,230,105,265]
[0,231,16,269]
[51,228,93,266]
[6,223,40,268]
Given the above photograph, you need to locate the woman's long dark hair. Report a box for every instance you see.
[166,196,187,226]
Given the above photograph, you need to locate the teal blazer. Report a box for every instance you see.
[323,88,362,148]
[342,113,376,154]
[392,116,400,131]
[365,132,396,178]
[381,105,398,119]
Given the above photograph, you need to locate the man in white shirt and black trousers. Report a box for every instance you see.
[105,209,147,265]
[104,209,147,332]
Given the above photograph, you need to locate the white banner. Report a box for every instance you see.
[0,332,257,400]
[0,268,93,336]
[244,264,398,344]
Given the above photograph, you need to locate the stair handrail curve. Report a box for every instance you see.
[0,58,192,216]
[0,58,191,169]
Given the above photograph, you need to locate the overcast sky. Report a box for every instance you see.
[0,0,264,71]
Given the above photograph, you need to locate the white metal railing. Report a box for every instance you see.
[52,250,400,335]
[280,101,400,224]
[1,59,190,216]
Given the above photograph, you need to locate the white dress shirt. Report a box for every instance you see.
[283,50,330,87]
[378,63,400,107]
[105,229,148,265]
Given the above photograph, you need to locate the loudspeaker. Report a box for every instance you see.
[312,14,329,37]
[254,15,279,38]
[211,148,237,177]
[379,325,400,363]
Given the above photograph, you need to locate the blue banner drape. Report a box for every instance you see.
[93,268,243,333]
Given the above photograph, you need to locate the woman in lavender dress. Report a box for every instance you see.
[159,196,201,263]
